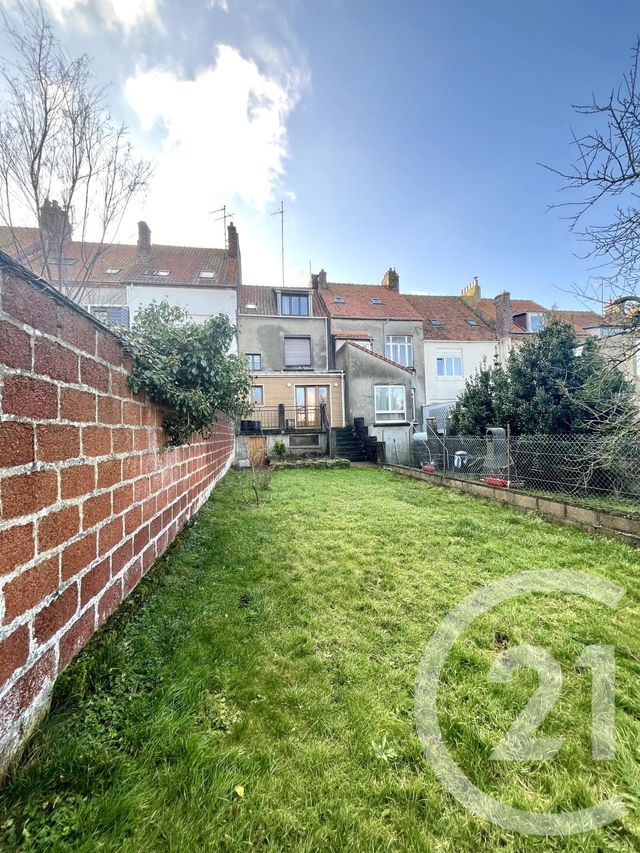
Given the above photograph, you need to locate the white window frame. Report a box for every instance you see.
[528,313,543,332]
[284,336,312,367]
[374,385,406,423]
[385,334,413,367]
[436,350,463,379]
[246,353,262,371]
[251,385,264,406]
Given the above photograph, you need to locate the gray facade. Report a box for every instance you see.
[238,314,328,372]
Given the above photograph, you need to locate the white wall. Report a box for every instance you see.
[423,340,497,406]
[130,285,238,350]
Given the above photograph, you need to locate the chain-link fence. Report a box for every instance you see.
[393,428,640,504]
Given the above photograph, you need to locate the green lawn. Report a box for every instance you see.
[1,468,639,851]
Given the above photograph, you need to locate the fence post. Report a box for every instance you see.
[278,403,285,431]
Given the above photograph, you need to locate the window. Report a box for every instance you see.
[334,296,345,303]
[143,269,170,277]
[90,306,130,328]
[245,302,257,310]
[105,268,120,274]
[436,351,462,378]
[199,271,216,280]
[528,313,543,332]
[385,335,413,367]
[246,353,262,370]
[281,293,309,316]
[284,337,312,367]
[371,297,383,305]
[466,318,479,326]
[430,318,443,327]
[374,385,406,422]
[251,386,264,405]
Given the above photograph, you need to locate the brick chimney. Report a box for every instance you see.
[381,267,399,291]
[137,221,151,260]
[494,291,513,340]
[461,276,481,303]
[227,222,239,259]
[39,198,71,245]
[318,269,327,289]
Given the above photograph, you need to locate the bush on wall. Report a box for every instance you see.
[122,301,252,445]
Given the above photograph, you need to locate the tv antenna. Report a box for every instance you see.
[271,200,285,287]
[210,205,235,249]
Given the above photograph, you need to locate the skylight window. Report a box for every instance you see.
[430,319,443,326]
[334,296,345,303]
[199,271,216,279]
[245,303,257,310]
[466,319,479,326]
[143,269,170,277]
[371,298,383,305]
[105,268,120,274]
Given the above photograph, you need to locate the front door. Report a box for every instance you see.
[295,386,329,427]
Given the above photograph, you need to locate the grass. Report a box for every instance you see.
[1,468,639,852]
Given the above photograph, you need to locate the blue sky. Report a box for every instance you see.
[1,0,639,307]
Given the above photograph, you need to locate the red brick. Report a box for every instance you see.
[123,557,142,597]
[97,395,121,425]
[142,543,156,572]
[34,337,78,384]
[0,523,34,576]
[134,429,150,451]
[39,505,80,553]
[97,333,122,366]
[2,375,57,420]
[0,421,34,468]
[0,320,31,369]
[0,648,56,728]
[122,401,140,426]
[142,496,156,523]
[124,504,143,536]
[80,557,110,606]
[61,532,97,581]
[112,427,134,454]
[98,516,123,556]
[2,470,57,519]
[82,425,111,457]
[57,306,96,354]
[0,624,30,689]
[149,514,162,539]
[60,388,96,422]
[110,371,132,399]
[36,424,80,462]
[2,275,57,333]
[112,483,133,515]
[97,458,121,489]
[80,356,109,393]
[141,453,157,474]
[97,579,123,625]
[60,464,95,500]
[3,556,58,622]
[82,493,111,530]
[133,525,150,553]
[34,583,78,644]
[122,455,141,481]
[111,537,133,575]
[134,477,150,502]
[59,608,95,670]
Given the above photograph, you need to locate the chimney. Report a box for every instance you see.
[137,221,151,259]
[494,291,513,340]
[381,267,399,292]
[461,276,481,303]
[318,269,327,289]
[310,273,319,290]
[39,198,71,245]
[227,222,239,259]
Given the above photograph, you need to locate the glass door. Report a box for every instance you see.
[295,386,329,427]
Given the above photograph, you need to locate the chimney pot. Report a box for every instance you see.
[461,276,481,303]
[227,222,239,259]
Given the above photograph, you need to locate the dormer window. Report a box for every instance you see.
[528,313,543,332]
[143,269,170,277]
[281,293,309,316]
[199,271,216,280]
[371,298,383,305]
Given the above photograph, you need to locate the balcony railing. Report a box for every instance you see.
[240,404,328,434]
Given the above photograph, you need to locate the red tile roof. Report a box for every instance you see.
[477,297,547,322]
[549,309,604,337]
[404,295,497,341]
[319,283,422,321]
[0,228,240,287]
[238,284,326,316]
[345,341,414,373]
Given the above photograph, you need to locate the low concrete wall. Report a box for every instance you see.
[384,465,640,547]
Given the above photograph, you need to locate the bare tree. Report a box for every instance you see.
[0,3,151,302]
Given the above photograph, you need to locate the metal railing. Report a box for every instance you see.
[402,429,640,504]
[239,404,328,434]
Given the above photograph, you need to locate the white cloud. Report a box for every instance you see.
[124,43,308,283]
[41,0,159,33]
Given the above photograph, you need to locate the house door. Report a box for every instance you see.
[248,436,267,466]
[295,385,329,427]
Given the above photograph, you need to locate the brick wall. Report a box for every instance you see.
[0,267,235,767]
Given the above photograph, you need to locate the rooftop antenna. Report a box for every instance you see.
[210,205,235,249]
[271,200,285,287]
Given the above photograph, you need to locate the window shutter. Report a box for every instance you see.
[284,337,311,366]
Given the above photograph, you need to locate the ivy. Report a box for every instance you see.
[121,301,251,445]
